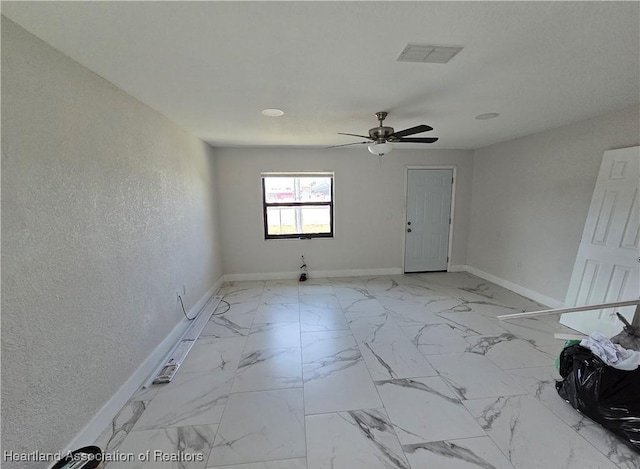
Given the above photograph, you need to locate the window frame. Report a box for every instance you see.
[262,173,334,240]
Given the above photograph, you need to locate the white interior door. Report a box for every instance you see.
[560,146,640,336]
[404,169,453,272]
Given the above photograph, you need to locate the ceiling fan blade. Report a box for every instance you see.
[326,141,370,149]
[389,125,433,139]
[338,132,373,140]
[394,137,439,143]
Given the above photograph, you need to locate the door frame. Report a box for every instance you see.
[403,166,457,273]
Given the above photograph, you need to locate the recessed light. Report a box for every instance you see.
[261,108,284,117]
[475,112,500,120]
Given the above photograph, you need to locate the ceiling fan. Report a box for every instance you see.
[329,111,438,156]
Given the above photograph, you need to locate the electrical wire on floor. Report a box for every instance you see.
[179,293,230,320]
[177,294,196,320]
[213,299,231,316]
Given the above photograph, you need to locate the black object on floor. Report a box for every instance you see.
[51,446,104,468]
[556,344,640,453]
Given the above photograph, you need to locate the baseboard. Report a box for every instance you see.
[63,276,224,452]
[225,266,562,309]
[224,271,300,282]
[463,265,564,309]
[224,267,403,282]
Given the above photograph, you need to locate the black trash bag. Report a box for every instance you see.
[556,344,640,453]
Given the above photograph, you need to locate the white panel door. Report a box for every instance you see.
[404,169,453,272]
[560,146,640,336]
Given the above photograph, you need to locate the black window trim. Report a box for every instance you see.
[262,174,334,240]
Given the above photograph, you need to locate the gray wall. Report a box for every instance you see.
[215,147,473,276]
[467,106,640,304]
[1,18,223,467]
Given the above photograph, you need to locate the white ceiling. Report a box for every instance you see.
[3,1,639,150]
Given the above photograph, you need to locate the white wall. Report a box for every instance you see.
[215,147,473,278]
[1,18,222,468]
[468,106,640,305]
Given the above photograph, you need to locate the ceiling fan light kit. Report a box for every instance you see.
[330,111,438,155]
[368,142,394,156]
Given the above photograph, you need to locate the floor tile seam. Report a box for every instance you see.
[206,292,257,456]
[206,456,307,469]
[499,325,560,342]
[457,393,532,404]
[127,421,220,433]
[300,326,350,334]
[173,368,242,378]
[299,324,310,469]
[206,450,303,467]
[342,313,413,462]
[298,291,337,297]
[423,355,533,393]
[299,306,344,313]
[504,364,560,373]
[258,298,301,306]
[494,361,559,372]
[256,300,299,312]
[251,320,302,327]
[303,405,389,418]
[232,347,303,391]
[300,338,366,379]
[231,383,304,395]
[401,434,498,447]
[240,345,303,353]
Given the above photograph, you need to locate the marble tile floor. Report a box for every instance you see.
[95,273,638,469]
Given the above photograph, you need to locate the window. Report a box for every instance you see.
[262,172,334,239]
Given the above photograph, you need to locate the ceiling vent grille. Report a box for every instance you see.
[397,44,464,64]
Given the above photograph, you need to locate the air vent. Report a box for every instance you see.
[397,43,464,64]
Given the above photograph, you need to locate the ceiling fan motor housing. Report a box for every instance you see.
[369,126,395,141]
[370,111,394,142]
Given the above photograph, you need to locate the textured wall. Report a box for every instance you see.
[1,17,222,468]
[468,106,640,303]
[215,147,473,276]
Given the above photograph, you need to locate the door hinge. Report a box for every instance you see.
[449,217,452,224]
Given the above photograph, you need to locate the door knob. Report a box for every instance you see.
[407,228,412,232]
